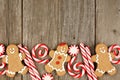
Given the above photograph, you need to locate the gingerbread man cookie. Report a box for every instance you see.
[91,43,116,77]
[45,43,71,76]
[2,44,28,77]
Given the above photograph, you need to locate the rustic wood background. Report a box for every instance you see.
[0,0,120,80]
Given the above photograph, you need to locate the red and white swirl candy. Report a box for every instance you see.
[109,44,120,64]
[67,56,85,78]
[67,45,85,78]
[0,44,6,75]
[32,44,49,64]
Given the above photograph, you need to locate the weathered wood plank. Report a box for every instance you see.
[0,0,8,44]
[0,0,22,80]
[23,0,95,80]
[0,0,9,80]
[23,0,58,80]
[96,0,120,80]
[59,0,95,80]
[7,0,22,80]
[7,0,22,44]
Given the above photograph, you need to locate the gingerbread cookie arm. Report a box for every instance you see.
[19,53,26,61]
[91,55,97,62]
[66,55,71,62]
[110,52,115,59]
[49,50,54,58]
[2,55,8,64]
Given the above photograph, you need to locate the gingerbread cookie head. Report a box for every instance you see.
[57,43,68,53]
[95,43,108,54]
[6,44,19,55]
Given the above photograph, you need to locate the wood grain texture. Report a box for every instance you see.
[23,0,95,80]
[96,0,120,80]
[23,0,53,80]
[7,0,22,80]
[58,0,95,80]
[0,0,8,80]
[0,0,120,80]
[0,0,22,80]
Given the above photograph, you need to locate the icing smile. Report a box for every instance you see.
[100,47,105,53]
[100,49,105,53]
[10,48,15,54]
[61,47,65,53]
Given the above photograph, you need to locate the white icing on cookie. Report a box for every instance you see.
[96,69,105,74]
[108,67,115,73]
[6,56,8,63]
[60,47,66,53]
[100,47,106,53]
[10,48,15,54]
[7,70,15,74]
[108,53,112,61]
[18,66,27,73]
[96,54,99,64]
[19,53,22,61]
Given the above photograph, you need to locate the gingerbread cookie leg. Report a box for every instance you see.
[18,66,28,75]
[6,70,16,77]
[107,67,116,76]
[56,71,66,76]
[94,69,105,77]
[45,64,53,73]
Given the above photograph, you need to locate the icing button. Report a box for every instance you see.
[58,56,62,60]
[56,61,60,65]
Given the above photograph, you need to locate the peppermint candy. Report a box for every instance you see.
[32,44,49,64]
[109,44,120,64]
[0,44,6,76]
[42,73,53,80]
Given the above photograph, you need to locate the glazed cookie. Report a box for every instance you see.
[45,43,71,76]
[91,43,116,77]
[2,44,28,77]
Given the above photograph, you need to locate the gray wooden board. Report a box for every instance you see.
[0,0,119,80]
[96,0,120,80]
